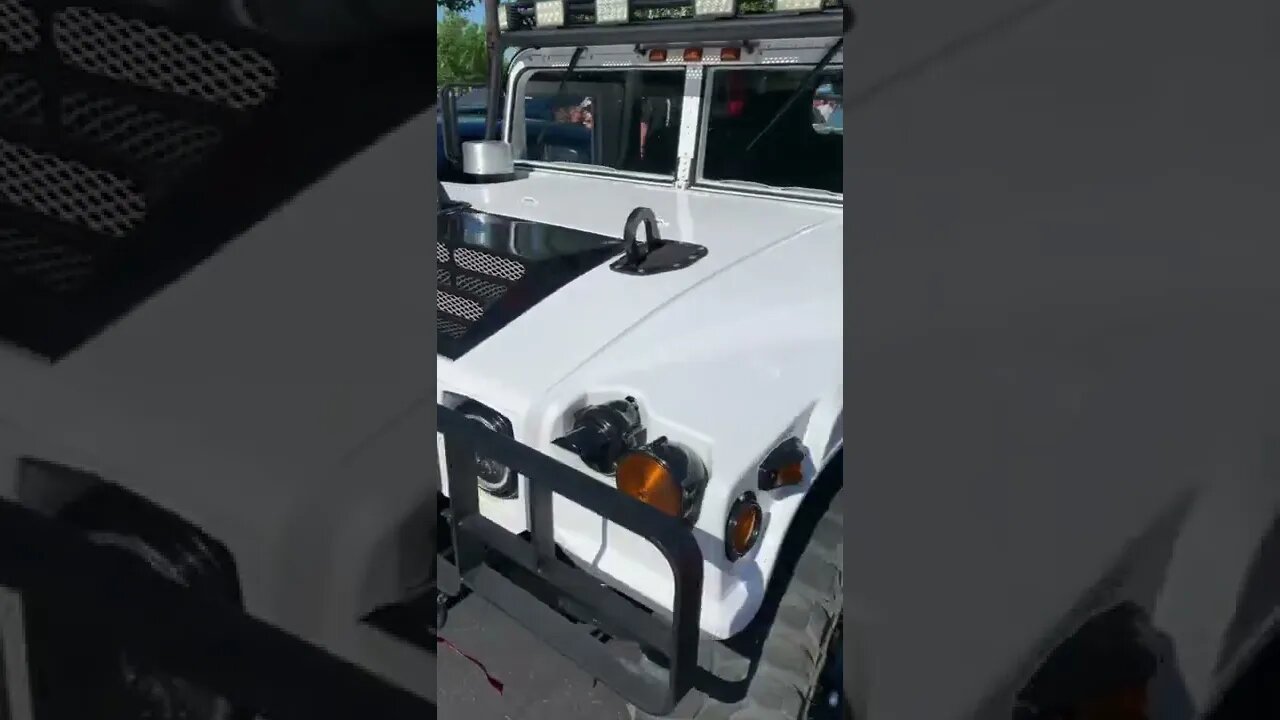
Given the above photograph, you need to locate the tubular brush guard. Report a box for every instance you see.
[435,404,705,715]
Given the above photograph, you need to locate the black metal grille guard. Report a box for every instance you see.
[436,403,705,716]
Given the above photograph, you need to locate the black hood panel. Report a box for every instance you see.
[436,207,623,360]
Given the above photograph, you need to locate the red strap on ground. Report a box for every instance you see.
[437,635,505,694]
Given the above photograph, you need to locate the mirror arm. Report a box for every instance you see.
[483,0,504,141]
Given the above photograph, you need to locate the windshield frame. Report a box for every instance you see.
[502,38,843,204]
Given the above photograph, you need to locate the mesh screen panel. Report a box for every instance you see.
[0,0,281,357]
[1,0,431,360]
[435,240,527,339]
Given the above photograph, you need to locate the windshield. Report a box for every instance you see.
[513,68,685,176]
[701,66,843,195]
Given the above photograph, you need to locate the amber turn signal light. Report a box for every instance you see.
[725,492,762,561]
[616,451,682,516]
[615,438,707,519]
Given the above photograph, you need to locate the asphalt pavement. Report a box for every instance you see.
[437,592,630,720]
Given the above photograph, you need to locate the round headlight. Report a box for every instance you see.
[457,401,518,499]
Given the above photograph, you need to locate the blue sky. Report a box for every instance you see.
[437,5,486,23]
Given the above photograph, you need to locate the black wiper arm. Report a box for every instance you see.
[534,46,586,152]
[743,38,844,154]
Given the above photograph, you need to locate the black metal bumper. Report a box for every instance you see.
[435,404,705,716]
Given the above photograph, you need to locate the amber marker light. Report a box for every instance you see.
[725,492,763,561]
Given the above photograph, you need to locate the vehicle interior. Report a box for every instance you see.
[701,67,844,194]
[517,69,685,175]
[509,63,843,194]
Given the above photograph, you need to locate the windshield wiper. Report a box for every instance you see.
[534,47,586,152]
[743,38,844,154]
[539,162,618,172]
[719,179,842,198]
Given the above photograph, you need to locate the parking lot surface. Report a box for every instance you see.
[437,593,630,720]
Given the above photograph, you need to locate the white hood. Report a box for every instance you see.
[439,172,841,404]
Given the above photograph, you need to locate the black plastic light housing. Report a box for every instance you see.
[552,397,644,474]
[456,400,519,498]
[758,437,807,491]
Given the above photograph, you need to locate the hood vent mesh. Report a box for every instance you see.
[436,240,527,340]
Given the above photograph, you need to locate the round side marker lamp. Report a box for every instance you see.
[615,438,707,519]
[725,492,762,562]
[456,400,518,498]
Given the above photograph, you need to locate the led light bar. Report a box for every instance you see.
[594,0,629,24]
[693,0,736,18]
[534,0,565,27]
[774,0,824,11]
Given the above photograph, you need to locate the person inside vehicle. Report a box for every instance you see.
[553,97,594,129]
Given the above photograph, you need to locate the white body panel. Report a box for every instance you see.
[440,172,843,640]
[0,111,434,700]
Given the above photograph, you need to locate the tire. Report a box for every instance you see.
[633,464,844,720]
[24,486,249,720]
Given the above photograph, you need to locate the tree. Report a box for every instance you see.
[436,11,489,85]
[437,0,477,13]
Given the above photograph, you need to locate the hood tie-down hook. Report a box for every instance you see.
[610,206,708,276]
